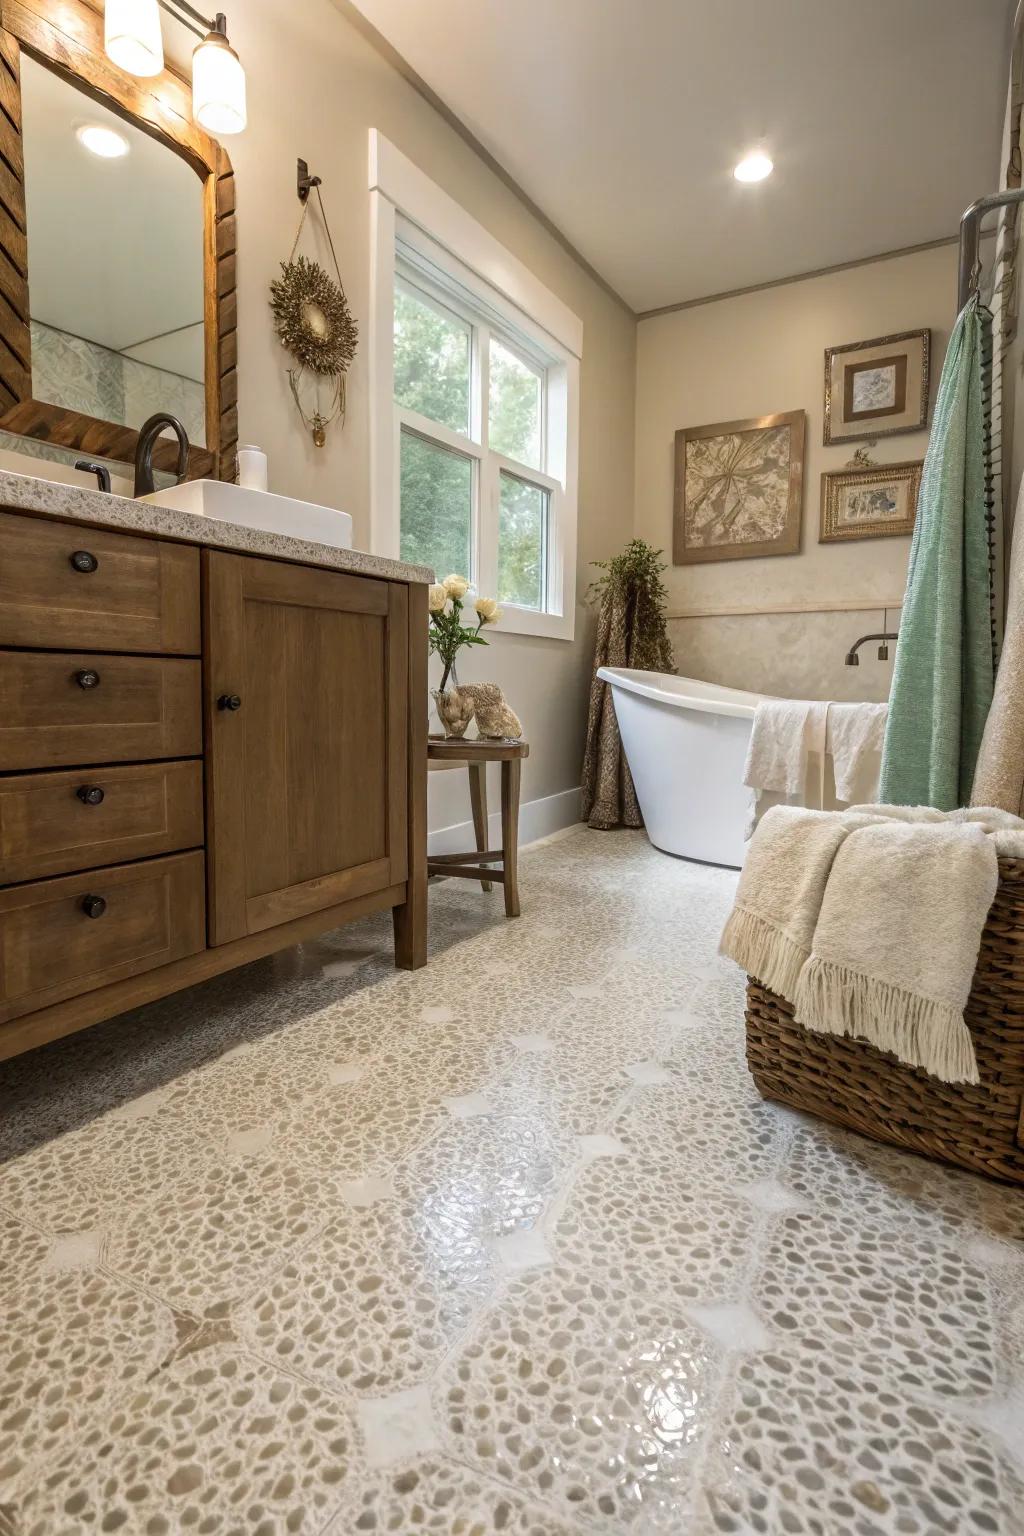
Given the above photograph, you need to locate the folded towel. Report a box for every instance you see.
[720,802,1024,1084]
[828,703,887,803]
[792,819,994,1085]
[720,804,878,999]
[847,802,1024,835]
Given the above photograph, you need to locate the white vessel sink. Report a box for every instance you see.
[142,478,353,550]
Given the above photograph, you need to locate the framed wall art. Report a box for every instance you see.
[823,329,930,445]
[673,410,805,565]
[819,460,922,543]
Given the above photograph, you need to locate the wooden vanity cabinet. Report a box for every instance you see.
[203,552,409,943]
[0,510,427,1063]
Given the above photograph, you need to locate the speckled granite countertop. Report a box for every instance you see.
[0,469,433,584]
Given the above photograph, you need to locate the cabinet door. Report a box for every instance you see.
[204,552,409,944]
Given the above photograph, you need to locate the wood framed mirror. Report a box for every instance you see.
[0,0,236,480]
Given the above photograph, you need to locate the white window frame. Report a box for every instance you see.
[369,130,581,641]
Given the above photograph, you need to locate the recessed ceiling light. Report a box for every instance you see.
[76,123,130,159]
[734,152,773,183]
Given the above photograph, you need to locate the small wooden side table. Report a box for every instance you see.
[427,736,530,917]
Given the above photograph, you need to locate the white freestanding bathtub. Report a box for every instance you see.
[598,668,765,868]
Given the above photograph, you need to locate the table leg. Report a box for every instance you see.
[501,757,522,918]
[468,762,492,893]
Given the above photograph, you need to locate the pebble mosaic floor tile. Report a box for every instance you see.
[2,826,1024,1532]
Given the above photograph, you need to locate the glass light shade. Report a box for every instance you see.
[104,0,164,77]
[193,31,247,135]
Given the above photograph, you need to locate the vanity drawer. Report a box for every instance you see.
[0,851,206,1024]
[0,652,201,770]
[0,512,200,654]
[0,761,204,885]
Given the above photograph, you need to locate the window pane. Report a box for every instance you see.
[400,430,472,577]
[498,472,548,610]
[394,283,470,435]
[489,339,541,469]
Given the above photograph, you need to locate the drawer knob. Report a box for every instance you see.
[69,549,99,574]
[77,785,105,806]
[75,669,101,689]
[217,693,242,711]
[81,894,107,919]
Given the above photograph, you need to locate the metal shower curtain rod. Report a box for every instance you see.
[957,188,1024,314]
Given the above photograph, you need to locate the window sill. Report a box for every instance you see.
[493,604,575,642]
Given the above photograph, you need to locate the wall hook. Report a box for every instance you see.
[297,158,322,203]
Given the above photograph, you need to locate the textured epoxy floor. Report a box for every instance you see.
[2,826,1024,1534]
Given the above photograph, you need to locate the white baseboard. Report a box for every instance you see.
[428,786,581,856]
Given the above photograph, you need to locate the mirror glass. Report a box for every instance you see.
[20,54,206,447]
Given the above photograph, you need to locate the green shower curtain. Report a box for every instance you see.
[879,296,994,810]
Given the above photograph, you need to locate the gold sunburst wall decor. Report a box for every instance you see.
[270,255,358,377]
[269,167,359,447]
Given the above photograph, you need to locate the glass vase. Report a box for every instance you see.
[432,662,471,739]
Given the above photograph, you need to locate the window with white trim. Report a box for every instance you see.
[392,245,564,623]
[368,134,580,641]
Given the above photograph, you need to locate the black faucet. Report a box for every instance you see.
[133,413,190,497]
[75,459,111,493]
[845,631,899,666]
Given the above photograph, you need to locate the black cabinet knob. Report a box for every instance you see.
[81,894,107,919]
[217,693,242,711]
[70,550,99,574]
[77,785,105,806]
[75,669,101,689]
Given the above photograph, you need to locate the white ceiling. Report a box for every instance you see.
[21,53,204,378]
[348,0,1013,312]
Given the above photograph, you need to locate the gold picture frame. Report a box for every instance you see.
[819,461,922,543]
[824,329,930,445]
[673,410,805,565]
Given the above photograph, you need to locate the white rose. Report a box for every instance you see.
[428,583,448,613]
[474,596,498,622]
[443,574,470,599]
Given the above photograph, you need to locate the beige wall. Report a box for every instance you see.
[7,2,977,812]
[634,244,958,701]
[3,0,636,834]
[225,0,637,831]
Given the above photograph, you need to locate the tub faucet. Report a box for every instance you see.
[133,412,190,497]
[845,631,899,666]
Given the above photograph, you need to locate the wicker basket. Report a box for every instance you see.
[745,855,1024,1185]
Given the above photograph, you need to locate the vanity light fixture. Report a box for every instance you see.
[104,0,163,76]
[734,151,773,183]
[191,16,247,136]
[103,0,247,135]
[76,123,131,158]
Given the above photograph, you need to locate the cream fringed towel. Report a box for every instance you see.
[721,804,1024,1085]
[792,820,994,1085]
[971,479,1024,814]
[719,807,876,999]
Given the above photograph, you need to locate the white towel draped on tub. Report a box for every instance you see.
[828,703,888,804]
[744,699,888,834]
[743,700,827,832]
[720,802,1024,1084]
